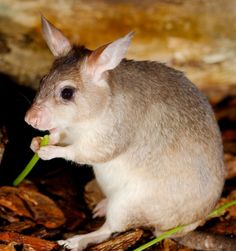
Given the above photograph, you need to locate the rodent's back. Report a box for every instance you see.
[110,59,221,143]
[109,58,224,187]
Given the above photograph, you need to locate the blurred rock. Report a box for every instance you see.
[0,0,236,89]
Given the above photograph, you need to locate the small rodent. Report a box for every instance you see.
[25,16,225,251]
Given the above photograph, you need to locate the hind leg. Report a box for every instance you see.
[58,196,131,250]
[58,222,111,251]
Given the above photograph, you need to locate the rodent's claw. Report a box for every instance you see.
[93,199,107,218]
[30,137,42,152]
[57,236,86,251]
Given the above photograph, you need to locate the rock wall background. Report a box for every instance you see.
[0,0,236,91]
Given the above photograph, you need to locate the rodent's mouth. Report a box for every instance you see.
[49,127,60,134]
[34,126,56,132]
[48,128,56,133]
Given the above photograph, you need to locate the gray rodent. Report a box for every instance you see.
[25,16,225,251]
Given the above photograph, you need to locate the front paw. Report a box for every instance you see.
[37,145,59,160]
[30,137,42,152]
[93,199,107,218]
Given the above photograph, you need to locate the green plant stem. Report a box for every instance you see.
[13,135,49,186]
[134,225,185,251]
[133,199,236,251]
[207,200,236,218]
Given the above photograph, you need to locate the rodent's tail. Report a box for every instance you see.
[175,231,236,251]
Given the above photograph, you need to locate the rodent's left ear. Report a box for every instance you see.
[41,15,72,57]
[86,32,134,80]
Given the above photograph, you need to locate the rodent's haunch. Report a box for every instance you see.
[25,16,225,251]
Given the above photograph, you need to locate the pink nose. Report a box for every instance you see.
[25,105,41,128]
[25,105,51,130]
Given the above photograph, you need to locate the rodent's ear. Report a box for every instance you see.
[41,15,72,57]
[86,32,134,80]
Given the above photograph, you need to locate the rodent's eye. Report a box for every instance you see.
[60,87,75,101]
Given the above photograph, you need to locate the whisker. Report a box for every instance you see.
[17,92,32,106]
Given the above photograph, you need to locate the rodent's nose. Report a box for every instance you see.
[25,104,53,131]
[25,106,42,128]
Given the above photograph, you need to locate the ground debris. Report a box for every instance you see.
[17,188,65,229]
[33,168,87,231]
[156,238,193,251]
[0,242,16,251]
[0,220,35,233]
[0,231,58,251]
[217,190,236,220]
[0,187,32,218]
[208,219,236,235]
[86,229,144,251]
[205,190,236,236]
[57,200,86,231]
[0,186,65,229]
[224,154,236,179]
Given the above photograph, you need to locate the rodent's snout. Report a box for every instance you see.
[25,105,42,128]
[25,105,52,131]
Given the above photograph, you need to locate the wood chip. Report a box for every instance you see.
[18,188,65,229]
[0,186,65,229]
[0,232,58,251]
[206,190,236,235]
[0,206,20,223]
[87,229,144,251]
[224,153,236,179]
[0,243,16,251]
[216,190,236,219]
[156,238,193,251]
[30,227,60,239]
[0,220,35,232]
[58,200,86,231]
[208,220,236,235]
[0,187,32,218]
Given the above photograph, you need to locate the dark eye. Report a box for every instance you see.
[60,87,75,101]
